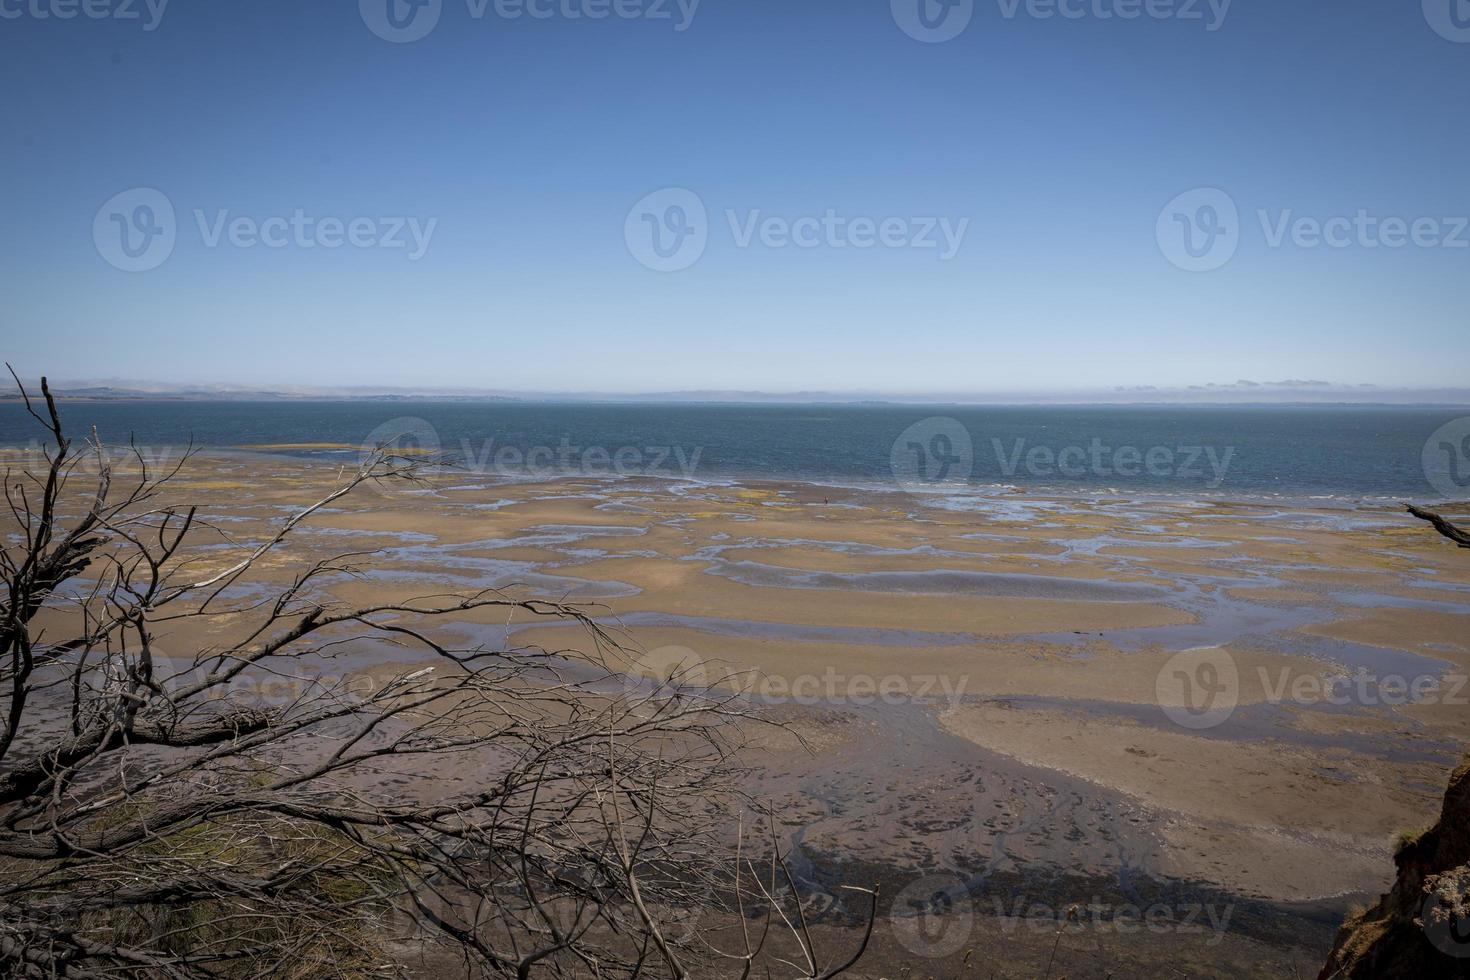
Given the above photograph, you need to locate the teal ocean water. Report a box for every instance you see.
[1,401,1466,502]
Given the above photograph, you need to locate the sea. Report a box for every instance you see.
[1,401,1466,504]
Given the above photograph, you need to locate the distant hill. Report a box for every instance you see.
[0,384,521,403]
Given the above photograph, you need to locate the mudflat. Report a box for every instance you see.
[95,450,1470,977]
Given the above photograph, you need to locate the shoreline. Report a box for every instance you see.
[34,443,1454,511]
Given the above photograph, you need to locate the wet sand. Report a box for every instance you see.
[87,451,1470,976]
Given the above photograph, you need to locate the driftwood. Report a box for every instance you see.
[1406,503,1470,549]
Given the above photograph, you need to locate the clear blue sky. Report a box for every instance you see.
[2,0,1467,395]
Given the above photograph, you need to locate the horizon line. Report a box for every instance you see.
[7,375,1470,408]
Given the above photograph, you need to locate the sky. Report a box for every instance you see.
[2,0,1467,397]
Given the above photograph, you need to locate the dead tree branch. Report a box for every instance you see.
[0,374,870,979]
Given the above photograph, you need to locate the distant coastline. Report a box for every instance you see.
[4,386,1470,409]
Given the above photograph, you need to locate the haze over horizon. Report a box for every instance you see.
[18,373,1470,406]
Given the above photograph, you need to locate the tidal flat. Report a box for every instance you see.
[96,451,1470,977]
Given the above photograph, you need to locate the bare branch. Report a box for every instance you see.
[1407,503,1470,549]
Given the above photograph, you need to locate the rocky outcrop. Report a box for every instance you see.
[1318,755,1470,978]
